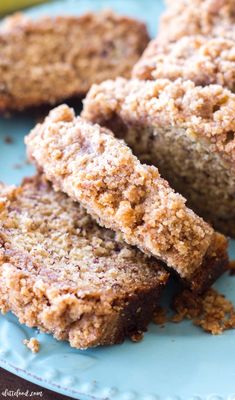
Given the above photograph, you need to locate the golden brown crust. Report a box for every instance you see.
[0,11,149,112]
[0,175,168,349]
[133,35,235,92]
[25,105,227,291]
[158,0,235,44]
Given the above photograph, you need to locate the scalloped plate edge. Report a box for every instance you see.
[0,357,96,400]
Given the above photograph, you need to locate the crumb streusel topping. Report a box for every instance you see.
[83,78,235,165]
[133,35,235,92]
[158,0,235,44]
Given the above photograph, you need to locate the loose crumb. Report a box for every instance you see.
[13,163,23,169]
[171,288,235,335]
[228,260,235,275]
[23,337,40,353]
[130,331,144,342]
[152,306,168,326]
[3,135,13,144]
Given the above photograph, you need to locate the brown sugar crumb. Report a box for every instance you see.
[23,337,40,353]
[172,288,235,334]
[130,331,144,342]
[227,260,235,275]
[132,35,235,92]
[152,306,168,326]
[3,135,13,144]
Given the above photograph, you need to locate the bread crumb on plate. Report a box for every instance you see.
[23,337,40,353]
[171,288,235,335]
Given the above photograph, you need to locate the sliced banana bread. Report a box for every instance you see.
[0,175,168,349]
[0,11,149,112]
[26,105,228,292]
[82,77,235,237]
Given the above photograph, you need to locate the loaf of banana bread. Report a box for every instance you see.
[26,105,228,292]
[0,175,168,349]
[0,11,149,112]
[133,35,235,92]
[83,78,235,237]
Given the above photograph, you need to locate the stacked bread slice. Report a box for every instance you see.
[83,0,235,237]
[25,104,228,293]
[83,77,235,237]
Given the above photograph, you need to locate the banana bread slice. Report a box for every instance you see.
[158,0,235,44]
[133,35,235,92]
[25,105,228,292]
[82,77,235,237]
[0,175,168,349]
[0,11,149,112]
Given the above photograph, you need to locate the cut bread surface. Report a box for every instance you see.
[0,175,168,349]
[26,105,228,291]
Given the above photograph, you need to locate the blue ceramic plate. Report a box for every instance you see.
[0,1,235,399]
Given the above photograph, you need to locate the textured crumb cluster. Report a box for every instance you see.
[158,0,235,44]
[25,104,223,287]
[23,338,40,353]
[83,77,235,236]
[0,175,168,349]
[0,11,149,111]
[153,288,235,335]
[227,260,235,275]
[152,306,168,326]
[171,288,235,334]
[133,35,235,91]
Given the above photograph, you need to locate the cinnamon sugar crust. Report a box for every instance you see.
[0,175,168,349]
[0,11,149,112]
[82,78,235,236]
[159,0,235,44]
[133,35,235,92]
[26,105,228,291]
